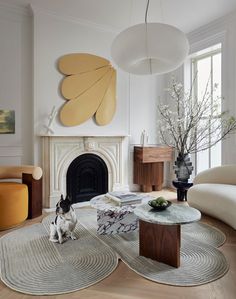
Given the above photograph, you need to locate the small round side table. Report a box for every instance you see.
[172,180,193,201]
[134,203,201,267]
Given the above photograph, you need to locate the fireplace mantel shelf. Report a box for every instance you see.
[39,134,130,137]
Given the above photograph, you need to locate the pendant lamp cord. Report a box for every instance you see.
[144,0,152,74]
[145,0,150,23]
[160,0,163,22]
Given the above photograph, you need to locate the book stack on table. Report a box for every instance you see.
[105,191,145,206]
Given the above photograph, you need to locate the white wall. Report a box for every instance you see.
[4,4,235,191]
[0,3,165,190]
[0,3,32,165]
[128,74,168,190]
[32,6,165,190]
[33,8,129,138]
[32,8,129,165]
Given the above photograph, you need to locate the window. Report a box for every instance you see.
[191,44,222,174]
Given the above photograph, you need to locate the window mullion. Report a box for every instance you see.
[193,59,198,176]
[209,54,214,168]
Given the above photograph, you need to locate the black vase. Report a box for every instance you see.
[174,153,193,182]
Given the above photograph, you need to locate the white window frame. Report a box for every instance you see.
[191,45,222,175]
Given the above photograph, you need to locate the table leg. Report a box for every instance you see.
[139,220,180,268]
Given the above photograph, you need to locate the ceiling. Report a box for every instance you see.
[1,0,236,33]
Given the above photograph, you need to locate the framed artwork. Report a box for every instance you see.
[0,110,15,134]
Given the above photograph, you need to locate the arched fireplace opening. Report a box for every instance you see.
[66,153,108,203]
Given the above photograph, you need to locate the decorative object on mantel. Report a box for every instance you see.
[158,77,236,182]
[111,0,189,75]
[44,105,58,135]
[58,53,116,126]
[0,110,15,134]
[140,129,149,146]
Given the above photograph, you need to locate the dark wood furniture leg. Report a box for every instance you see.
[134,161,164,192]
[22,173,42,219]
[141,184,153,192]
[153,161,164,191]
[139,220,180,268]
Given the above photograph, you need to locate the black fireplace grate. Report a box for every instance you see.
[66,153,108,203]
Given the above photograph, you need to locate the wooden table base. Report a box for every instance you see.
[139,220,180,268]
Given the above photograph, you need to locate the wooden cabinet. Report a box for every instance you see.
[133,146,173,192]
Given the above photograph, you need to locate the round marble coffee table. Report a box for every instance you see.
[134,203,201,267]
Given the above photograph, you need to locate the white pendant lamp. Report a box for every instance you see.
[111,0,189,75]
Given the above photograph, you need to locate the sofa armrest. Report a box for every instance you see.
[193,165,236,185]
[0,166,43,219]
[0,165,42,180]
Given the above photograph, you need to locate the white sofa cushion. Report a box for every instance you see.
[188,183,236,229]
[193,165,236,185]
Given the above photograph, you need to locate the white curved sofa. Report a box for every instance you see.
[188,165,236,229]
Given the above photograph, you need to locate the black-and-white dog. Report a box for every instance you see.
[49,194,77,244]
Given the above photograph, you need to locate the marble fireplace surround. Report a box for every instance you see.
[42,136,129,208]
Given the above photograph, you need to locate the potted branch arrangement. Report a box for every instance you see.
[158,77,236,182]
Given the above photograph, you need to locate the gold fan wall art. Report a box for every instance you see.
[58,53,116,126]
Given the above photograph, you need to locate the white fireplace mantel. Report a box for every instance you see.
[41,135,129,208]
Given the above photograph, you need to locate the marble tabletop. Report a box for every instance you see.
[90,195,115,207]
[134,203,201,225]
[90,194,152,212]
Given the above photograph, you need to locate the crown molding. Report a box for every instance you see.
[189,31,226,55]
[0,1,30,18]
[30,4,119,34]
[187,9,236,45]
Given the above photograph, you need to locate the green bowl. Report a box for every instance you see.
[148,200,172,211]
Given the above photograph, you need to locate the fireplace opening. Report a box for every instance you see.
[66,153,108,203]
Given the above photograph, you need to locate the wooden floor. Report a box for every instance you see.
[0,190,236,299]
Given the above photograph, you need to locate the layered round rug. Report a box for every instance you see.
[0,208,229,295]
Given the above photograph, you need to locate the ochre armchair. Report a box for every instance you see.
[0,165,43,230]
